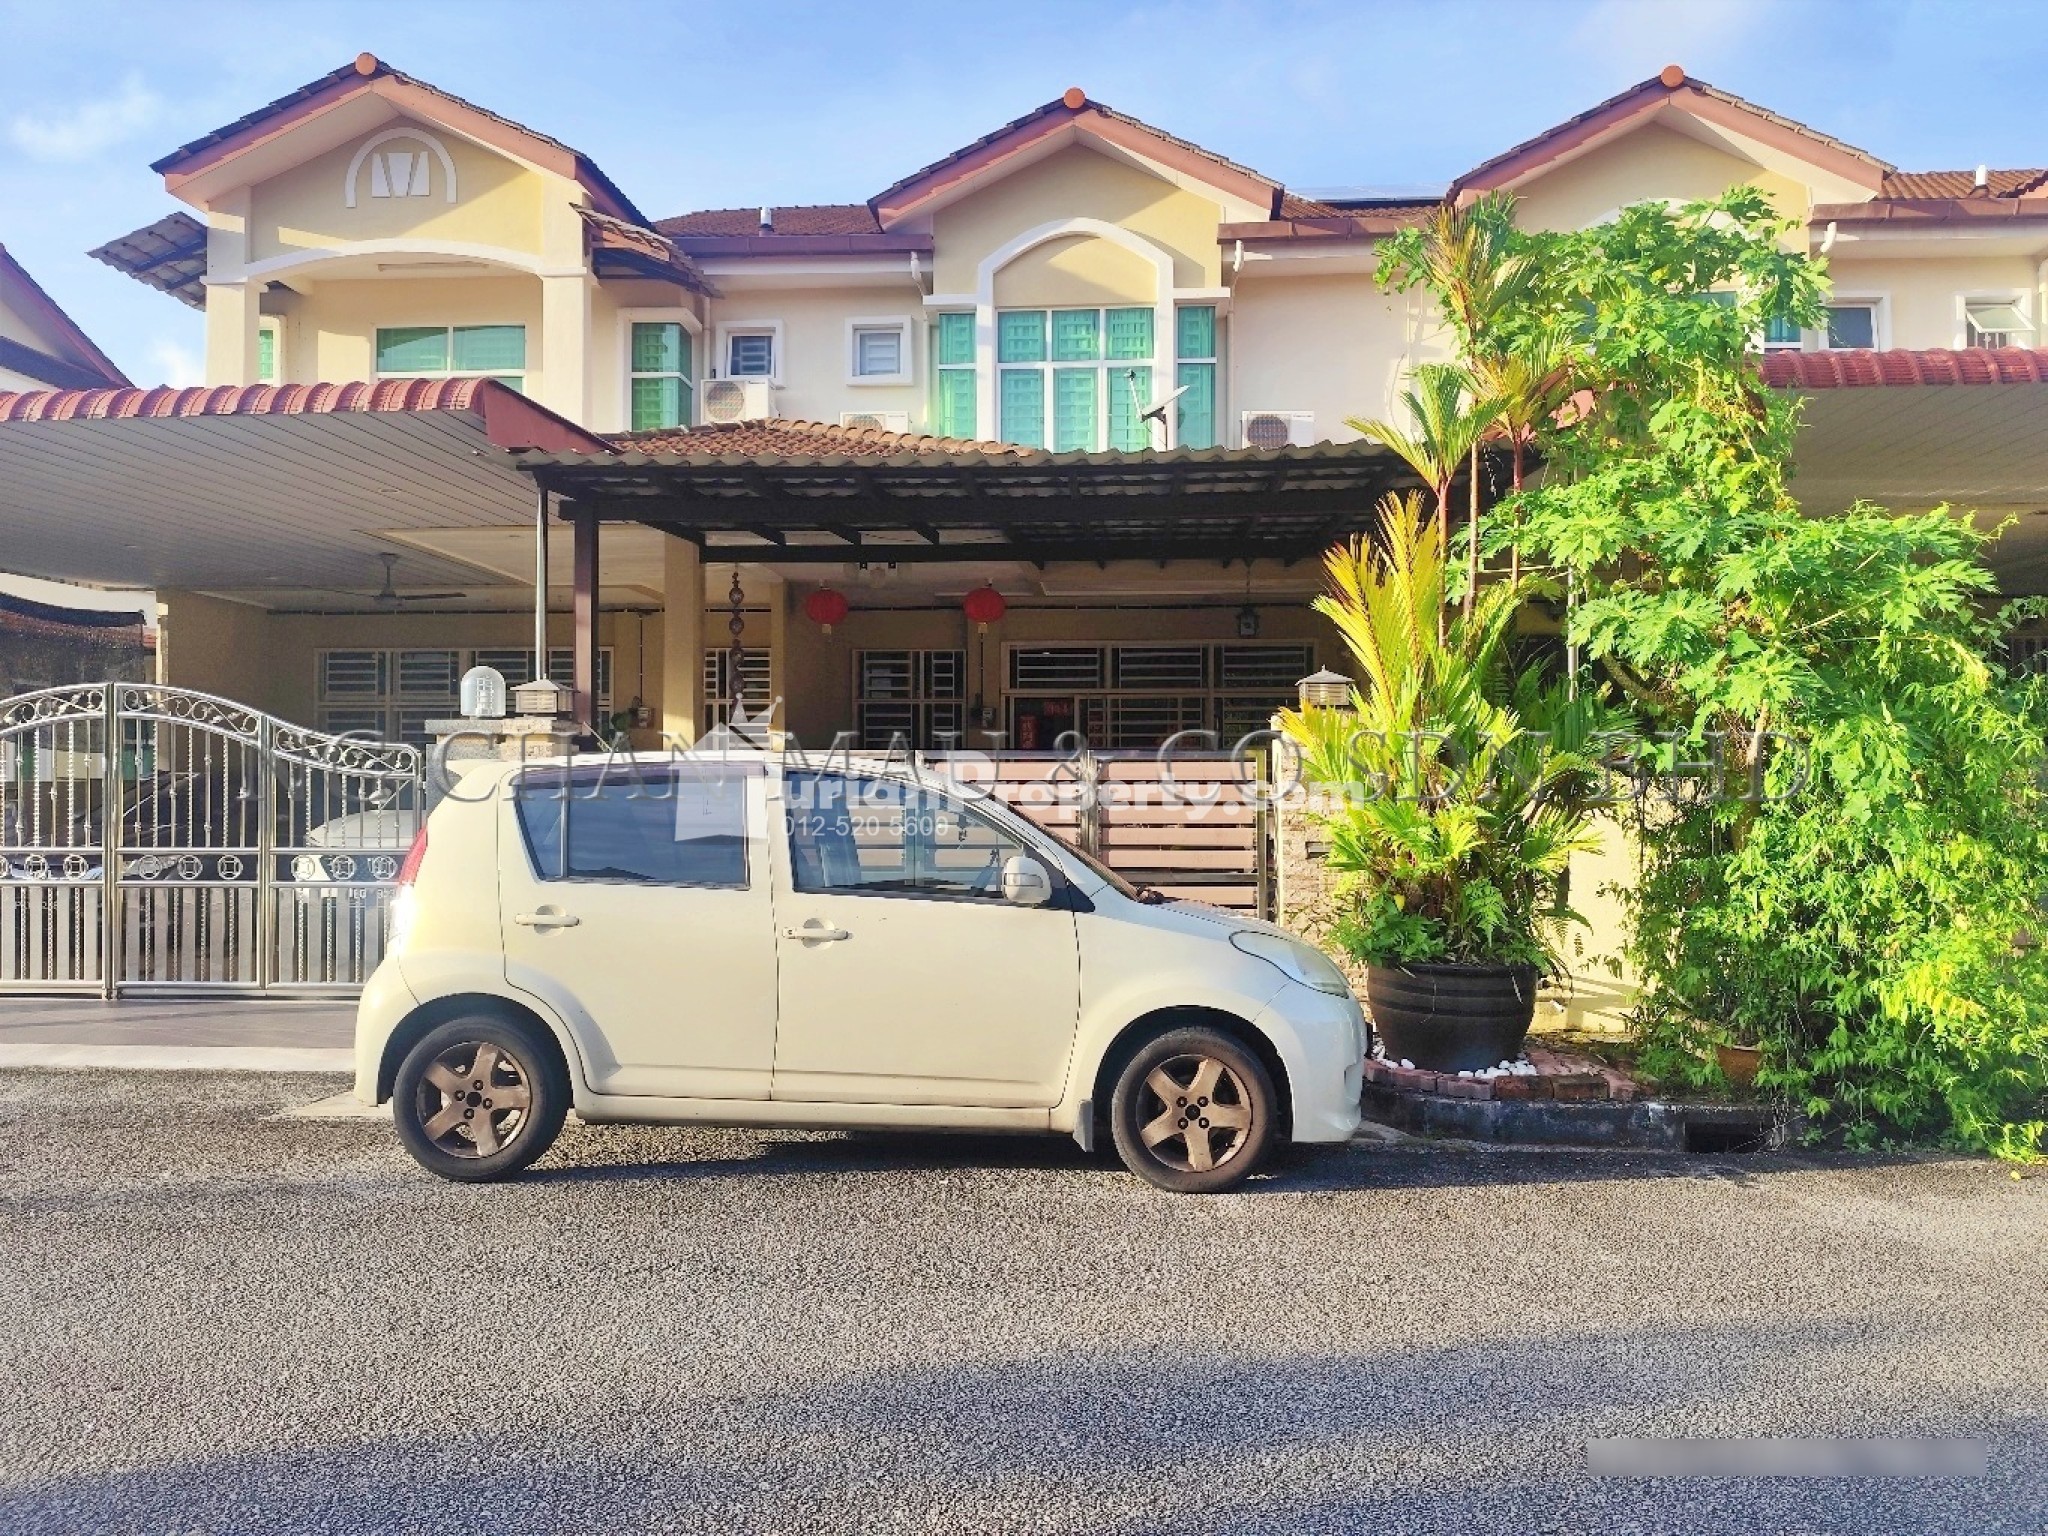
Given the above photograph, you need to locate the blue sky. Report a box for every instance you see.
[5,0,2046,386]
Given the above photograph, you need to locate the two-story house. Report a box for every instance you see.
[7,54,2045,752]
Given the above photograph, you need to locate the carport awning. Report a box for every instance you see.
[1758,346,2048,592]
[518,436,1433,566]
[0,380,604,595]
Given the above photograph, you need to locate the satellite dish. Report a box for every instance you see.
[1120,369,1193,449]
[1141,382,1191,426]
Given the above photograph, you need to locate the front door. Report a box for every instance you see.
[771,769,1081,1107]
[499,760,776,1099]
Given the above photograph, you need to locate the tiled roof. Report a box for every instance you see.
[1877,168,2048,200]
[0,379,610,453]
[150,54,647,225]
[610,418,1026,459]
[88,211,209,310]
[869,91,1281,218]
[1456,67,1892,194]
[0,244,129,386]
[575,207,712,293]
[1758,347,2048,389]
[657,205,884,238]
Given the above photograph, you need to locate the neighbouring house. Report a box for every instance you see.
[0,242,130,394]
[0,53,2043,755]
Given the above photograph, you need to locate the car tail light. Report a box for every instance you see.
[396,823,429,887]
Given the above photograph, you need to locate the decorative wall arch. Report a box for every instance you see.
[971,218,1177,441]
[344,127,460,209]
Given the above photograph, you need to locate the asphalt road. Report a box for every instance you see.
[0,1070,2040,1536]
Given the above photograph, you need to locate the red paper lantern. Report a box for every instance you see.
[804,587,849,634]
[962,584,1007,630]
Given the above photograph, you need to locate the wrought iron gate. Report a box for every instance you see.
[0,684,422,997]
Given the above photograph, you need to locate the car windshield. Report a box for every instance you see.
[1046,830,1146,901]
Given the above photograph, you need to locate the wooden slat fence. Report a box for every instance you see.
[921,750,1271,915]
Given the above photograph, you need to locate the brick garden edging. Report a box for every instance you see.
[1363,1045,1644,1103]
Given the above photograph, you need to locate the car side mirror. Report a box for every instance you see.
[1000,854,1053,907]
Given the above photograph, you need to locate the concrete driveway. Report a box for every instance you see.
[0,1069,2039,1535]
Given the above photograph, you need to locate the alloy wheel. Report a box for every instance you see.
[1135,1053,1254,1173]
[413,1041,532,1158]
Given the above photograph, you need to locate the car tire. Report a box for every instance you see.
[392,1015,569,1183]
[1109,1026,1277,1193]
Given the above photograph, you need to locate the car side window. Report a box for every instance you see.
[515,764,751,887]
[784,771,1028,900]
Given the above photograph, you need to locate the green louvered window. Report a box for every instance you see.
[376,324,527,392]
[933,313,976,437]
[629,321,694,432]
[1108,364,1152,451]
[994,306,1156,452]
[256,323,278,384]
[1052,368,1097,452]
[1000,368,1045,448]
[1176,305,1218,450]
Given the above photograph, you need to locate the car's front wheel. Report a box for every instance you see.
[1109,1026,1276,1193]
[392,1016,569,1182]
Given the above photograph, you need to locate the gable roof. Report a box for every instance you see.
[1453,65,1892,201]
[150,53,647,224]
[868,88,1283,227]
[0,244,129,387]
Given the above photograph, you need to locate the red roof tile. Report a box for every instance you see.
[150,55,646,225]
[610,418,1026,459]
[1879,168,2048,200]
[1456,68,1891,196]
[868,93,1281,223]
[1758,347,2048,389]
[0,379,610,453]
[657,205,883,238]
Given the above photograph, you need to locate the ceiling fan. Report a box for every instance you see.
[312,552,467,606]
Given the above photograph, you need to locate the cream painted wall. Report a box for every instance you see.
[932,144,1225,294]
[703,283,926,428]
[1818,252,2047,349]
[991,233,1159,309]
[158,592,276,710]
[1229,269,1438,447]
[590,278,708,435]
[1510,121,1814,232]
[247,124,549,264]
[265,274,542,389]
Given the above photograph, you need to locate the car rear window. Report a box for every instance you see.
[515,764,752,887]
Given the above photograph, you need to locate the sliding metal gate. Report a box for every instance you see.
[0,684,422,997]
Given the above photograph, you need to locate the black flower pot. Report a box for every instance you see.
[1365,962,1540,1074]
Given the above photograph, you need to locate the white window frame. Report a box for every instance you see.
[372,323,528,391]
[714,320,783,385]
[619,308,702,434]
[846,315,914,387]
[1819,294,1887,352]
[257,317,283,384]
[1958,291,2033,350]
[994,306,1159,453]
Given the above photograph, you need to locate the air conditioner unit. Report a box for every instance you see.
[840,411,910,433]
[1240,411,1317,450]
[700,378,774,424]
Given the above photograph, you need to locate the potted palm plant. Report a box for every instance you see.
[1280,494,1613,1073]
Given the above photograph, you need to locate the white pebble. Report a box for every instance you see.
[1458,1070,1473,1078]
[1399,1059,1414,1070]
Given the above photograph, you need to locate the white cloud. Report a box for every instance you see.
[7,76,161,163]
[1570,0,1771,78]
[146,338,204,389]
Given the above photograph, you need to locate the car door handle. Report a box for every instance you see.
[782,922,850,942]
[513,910,581,930]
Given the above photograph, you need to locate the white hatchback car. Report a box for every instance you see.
[355,752,1364,1192]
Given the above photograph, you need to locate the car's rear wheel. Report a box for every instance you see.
[1109,1026,1276,1193]
[392,1016,568,1183]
